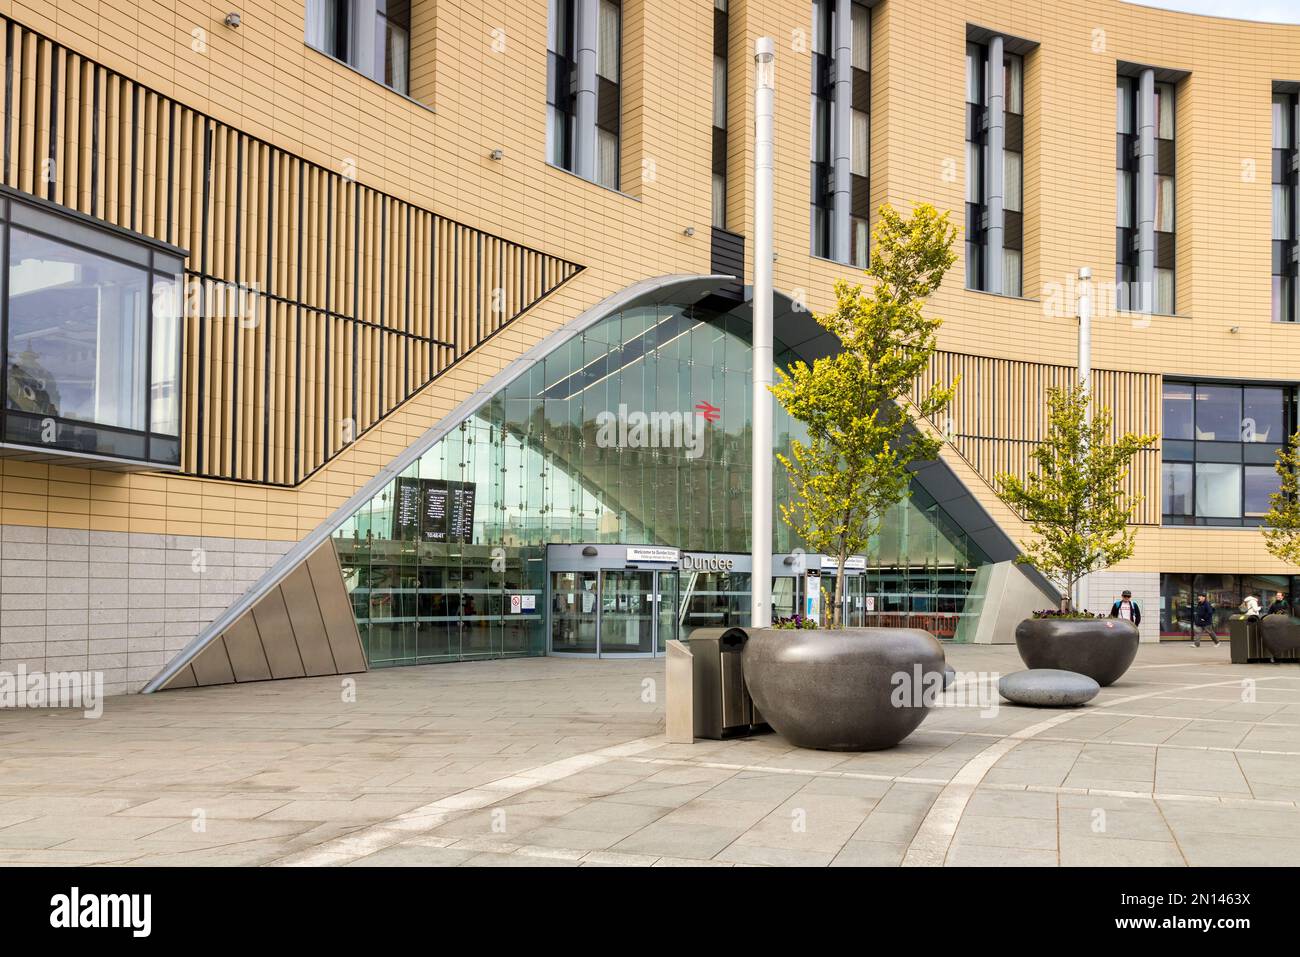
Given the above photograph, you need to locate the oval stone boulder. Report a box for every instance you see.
[998,669,1100,708]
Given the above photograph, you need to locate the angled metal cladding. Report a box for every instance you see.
[144,275,732,692]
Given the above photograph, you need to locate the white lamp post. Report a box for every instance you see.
[751,37,776,628]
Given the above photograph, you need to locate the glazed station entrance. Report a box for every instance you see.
[548,545,753,657]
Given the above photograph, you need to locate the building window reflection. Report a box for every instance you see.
[0,189,184,467]
[1161,380,1289,526]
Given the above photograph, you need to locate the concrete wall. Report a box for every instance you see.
[0,527,290,695]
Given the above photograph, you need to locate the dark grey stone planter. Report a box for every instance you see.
[1258,614,1300,657]
[742,627,946,751]
[1014,617,1139,687]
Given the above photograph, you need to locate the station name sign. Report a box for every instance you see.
[680,553,736,572]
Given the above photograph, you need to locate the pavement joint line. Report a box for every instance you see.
[268,735,662,866]
[917,725,1300,757]
[899,675,1297,867]
[622,754,953,787]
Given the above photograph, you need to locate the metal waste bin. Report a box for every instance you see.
[688,627,767,739]
[1229,614,1259,664]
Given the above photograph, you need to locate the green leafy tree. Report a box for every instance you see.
[772,203,958,628]
[1262,431,1300,567]
[995,384,1156,612]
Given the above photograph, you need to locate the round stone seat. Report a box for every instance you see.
[998,669,1100,708]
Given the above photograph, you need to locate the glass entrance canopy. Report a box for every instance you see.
[333,286,992,667]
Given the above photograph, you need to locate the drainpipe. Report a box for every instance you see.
[831,0,852,262]
[985,35,1005,294]
[574,0,599,181]
[1137,68,1156,313]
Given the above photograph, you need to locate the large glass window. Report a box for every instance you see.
[1,192,183,466]
[334,295,991,669]
[1194,385,1241,441]
[1162,380,1193,440]
[1195,463,1241,519]
[1162,380,1289,526]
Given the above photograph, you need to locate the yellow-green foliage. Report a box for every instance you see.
[772,204,958,626]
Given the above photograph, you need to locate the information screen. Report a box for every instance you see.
[391,478,476,543]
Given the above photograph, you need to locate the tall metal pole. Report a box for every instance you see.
[1076,266,1092,613]
[751,37,775,629]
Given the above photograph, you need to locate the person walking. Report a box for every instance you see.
[1192,593,1220,647]
[1109,590,1141,626]
[1268,591,1290,616]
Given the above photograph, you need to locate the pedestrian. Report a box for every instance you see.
[1109,590,1141,626]
[1241,594,1262,620]
[1192,592,1220,647]
[1268,591,1289,616]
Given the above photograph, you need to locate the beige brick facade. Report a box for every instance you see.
[2,0,1300,685]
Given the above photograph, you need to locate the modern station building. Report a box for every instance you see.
[1,0,1299,694]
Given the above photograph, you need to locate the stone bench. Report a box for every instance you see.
[998,669,1100,708]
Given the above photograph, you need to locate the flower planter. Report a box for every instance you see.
[1014,617,1139,687]
[1258,614,1300,658]
[742,627,946,751]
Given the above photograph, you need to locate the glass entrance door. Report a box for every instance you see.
[600,570,656,655]
[549,567,678,657]
[551,570,599,654]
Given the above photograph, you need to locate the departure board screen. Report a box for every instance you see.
[391,478,476,543]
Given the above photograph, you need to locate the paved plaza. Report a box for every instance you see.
[0,643,1298,866]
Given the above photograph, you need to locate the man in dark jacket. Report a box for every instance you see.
[1268,591,1289,616]
[1109,590,1141,626]
[1192,593,1220,648]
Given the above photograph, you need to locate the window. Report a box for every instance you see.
[1274,89,1299,323]
[1155,175,1174,232]
[713,57,728,130]
[1162,462,1193,517]
[810,1,869,264]
[1155,82,1175,139]
[850,216,868,269]
[1004,150,1023,213]
[851,109,869,177]
[1,191,183,467]
[1195,464,1241,519]
[1162,381,1289,526]
[712,1,729,230]
[965,37,1024,296]
[305,0,411,97]
[1245,466,1281,518]
[547,0,622,189]
[1162,381,1193,440]
[547,0,577,171]
[1005,54,1023,114]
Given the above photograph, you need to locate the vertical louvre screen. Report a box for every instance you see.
[912,352,1162,526]
[0,14,583,486]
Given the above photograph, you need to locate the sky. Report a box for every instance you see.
[1124,0,1300,24]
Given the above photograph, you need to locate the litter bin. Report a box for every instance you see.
[688,627,767,739]
[1228,614,1259,664]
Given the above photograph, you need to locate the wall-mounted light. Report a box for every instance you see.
[488,149,504,161]
[224,12,241,28]
[682,226,695,237]
[1230,326,1241,334]
[581,545,599,557]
